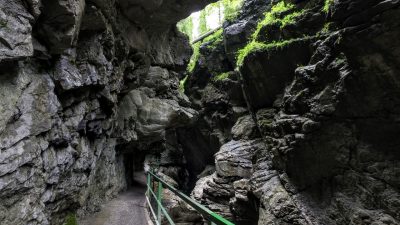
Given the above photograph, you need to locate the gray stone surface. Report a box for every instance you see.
[38,0,86,54]
[116,88,197,142]
[1,0,400,224]
[0,0,210,224]
[186,0,400,225]
[0,0,34,61]
[215,140,263,178]
[231,115,259,140]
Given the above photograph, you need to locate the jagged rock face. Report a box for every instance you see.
[2,0,400,224]
[186,0,400,224]
[181,29,249,187]
[0,0,34,61]
[0,0,212,224]
[119,0,215,28]
[223,0,270,63]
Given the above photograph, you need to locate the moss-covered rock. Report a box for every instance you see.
[64,214,78,225]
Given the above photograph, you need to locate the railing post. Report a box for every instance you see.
[146,172,151,198]
[157,180,163,224]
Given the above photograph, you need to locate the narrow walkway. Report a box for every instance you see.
[79,172,149,225]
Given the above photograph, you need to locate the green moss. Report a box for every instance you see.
[323,0,334,13]
[251,1,296,40]
[225,11,239,23]
[0,19,7,28]
[179,75,188,92]
[64,214,78,225]
[203,29,223,43]
[203,29,224,50]
[280,10,305,28]
[223,0,244,22]
[180,29,224,89]
[235,1,310,67]
[186,29,223,74]
[177,17,194,41]
[236,39,296,67]
[237,41,268,66]
[322,22,332,33]
[271,1,295,14]
[187,42,201,73]
[213,72,230,81]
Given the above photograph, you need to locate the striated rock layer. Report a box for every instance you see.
[184,0,400,224]
[0,0,213,224]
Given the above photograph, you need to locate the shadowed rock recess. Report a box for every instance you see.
[0,0,399,225]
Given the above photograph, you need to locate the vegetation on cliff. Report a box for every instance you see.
[212,72,230,81]
[177,0,243,41]
[64,214,77,225]
[236,1,306,67]
[323,0,334,12]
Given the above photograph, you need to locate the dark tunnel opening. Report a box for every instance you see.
[122,152,146,188]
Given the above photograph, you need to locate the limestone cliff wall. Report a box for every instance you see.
[1,0,400,224]
[0,0,214,224]
[183,0,400,224]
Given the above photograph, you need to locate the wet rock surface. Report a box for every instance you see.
[1,0,400,224]
[182,0,400,224]
[0,0,34,61]
[0,0,211,224]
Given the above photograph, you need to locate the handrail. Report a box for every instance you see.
[191,26,223,44]
[145,170,235,225]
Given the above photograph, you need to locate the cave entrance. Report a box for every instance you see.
[123,152,146,188]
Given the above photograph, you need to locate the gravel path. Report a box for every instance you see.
[79,172,150,225]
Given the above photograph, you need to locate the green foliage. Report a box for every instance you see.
[237,42,268,67]
[186,29,223,73]
[321,22,332,33]
[251,1,298,40]
[187,42,201,73]
[236,1,308,67]
[64,214,78,225]
[280,10,305,28]
[213,72,230,81]
[203,29,223,43]
[222,0,244,22]
[206,1,223,25]
[178,0,244,86]
[199,10,208,35]
[323,0,334,13]
[236,40,295,66]
[179,75,189,92]
[203,29,223,50]
[179,0,244,40]
[177,17,194,40]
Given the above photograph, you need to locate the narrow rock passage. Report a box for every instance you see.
[79,172,149,225]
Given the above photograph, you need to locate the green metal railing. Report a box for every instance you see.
[145,170,235,225]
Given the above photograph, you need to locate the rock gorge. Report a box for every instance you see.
[0,0,399,225]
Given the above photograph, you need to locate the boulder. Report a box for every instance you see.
[231,115,259,140]
[215,139,265,178]
[116,89,198,142]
